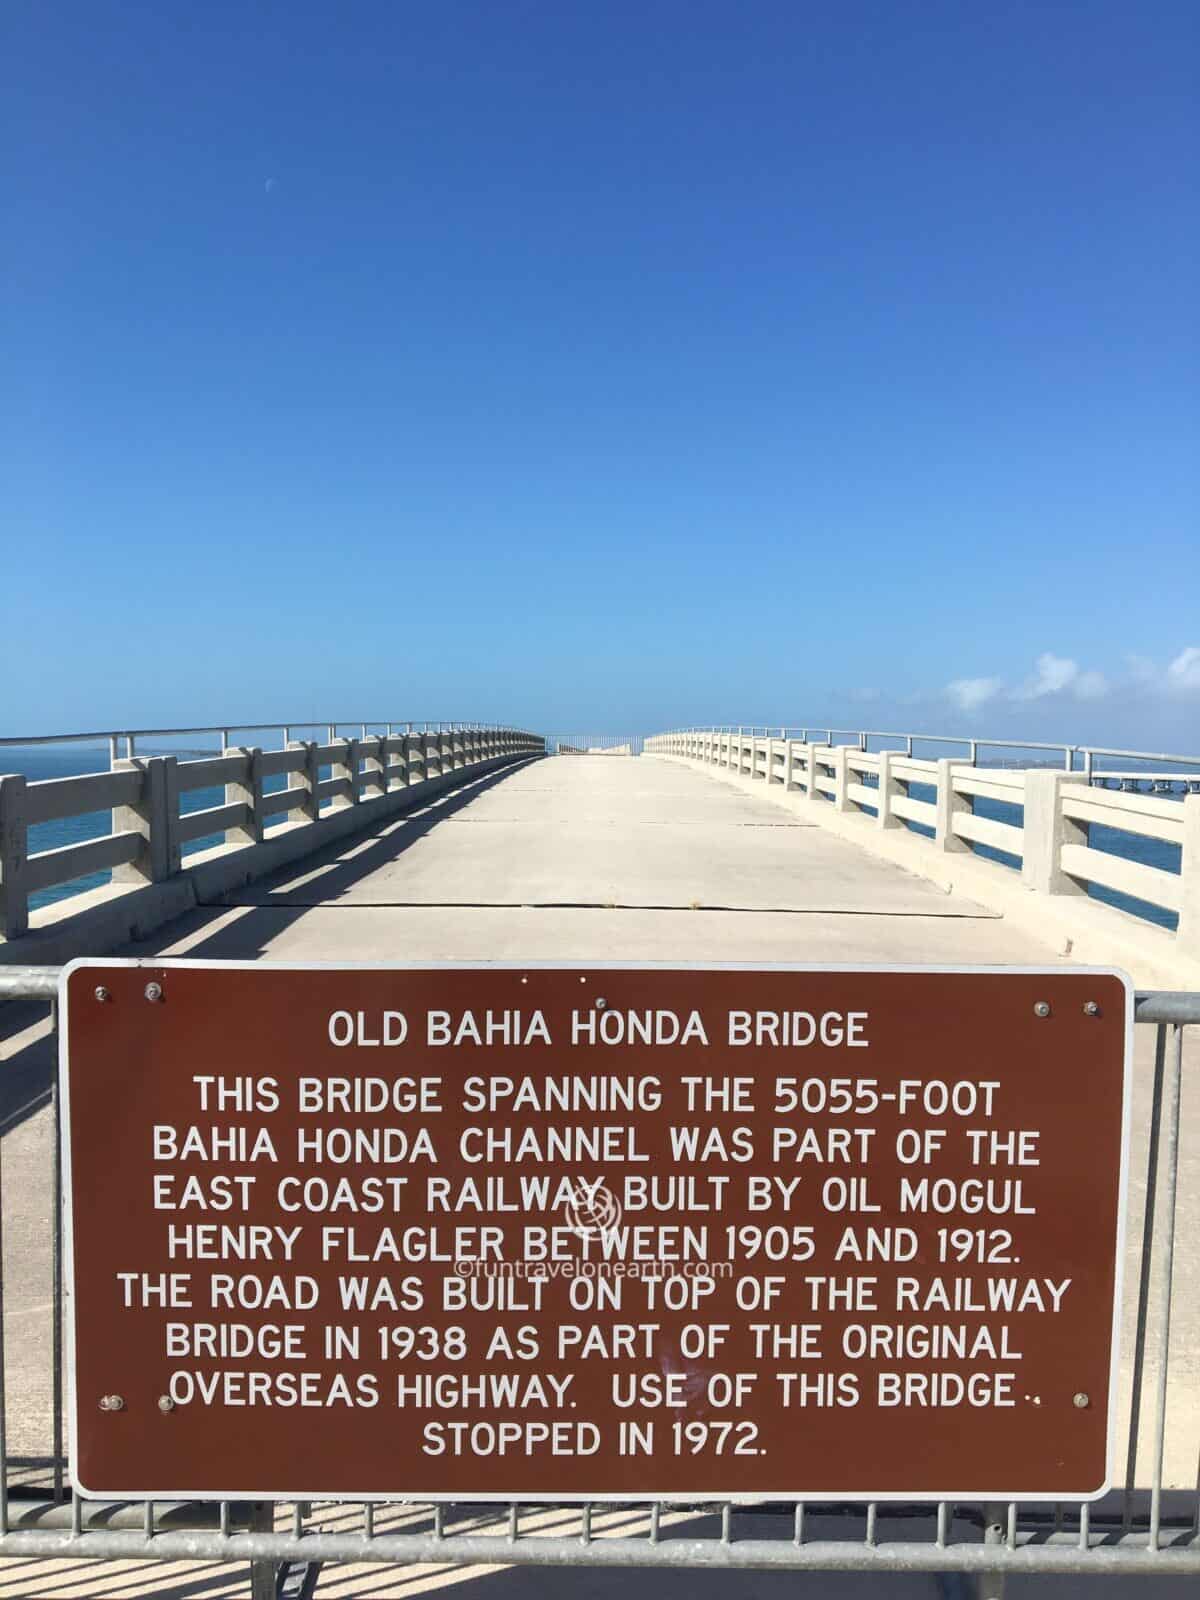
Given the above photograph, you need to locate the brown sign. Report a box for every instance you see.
[61,961,1130,1501]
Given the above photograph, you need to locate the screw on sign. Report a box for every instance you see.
[60,961,1132,1504]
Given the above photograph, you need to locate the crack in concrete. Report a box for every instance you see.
[209,898,1002,918]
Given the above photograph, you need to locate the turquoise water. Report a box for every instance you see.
[3,744,1188,931]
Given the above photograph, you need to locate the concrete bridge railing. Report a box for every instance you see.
[0,723,543,955]
[647,728,1200,962]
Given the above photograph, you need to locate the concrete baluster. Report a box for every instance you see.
[293,741,320,822]
[0,774,29,938]
[783,739,794,792]
[113,756,180,882]
[1021,769,1088,891]
[934,759,972,853]
[832,746,853,812]
[330,740,355,810]
[876,750,902,829]
[805,743,825,802]
[225,747,265,845]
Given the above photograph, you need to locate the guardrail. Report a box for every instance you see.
[0,967,1196,1593]
[685,726,1200,784]
[646,730,1199,958]
[549,734,642,756]
[0,724,544,942]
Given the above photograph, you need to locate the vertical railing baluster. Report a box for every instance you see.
[51,998,63,1503]
[0,1119,7,1535]
[1150,1024,1185,1549]
[1125,1023,1168,1529]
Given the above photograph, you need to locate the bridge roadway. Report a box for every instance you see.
[1,753,1196,1597]
[124,751,1031,965]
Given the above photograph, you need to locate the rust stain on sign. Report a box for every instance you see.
[61,962,1130,1501]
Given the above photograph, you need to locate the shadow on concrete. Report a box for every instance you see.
[129,759,541,964]
[0,998,57,1135]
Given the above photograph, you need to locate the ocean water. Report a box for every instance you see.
[2,745,1188,933]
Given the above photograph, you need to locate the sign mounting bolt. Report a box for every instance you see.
[144,982,164,1003]
[1033,1001,1051,1018]
[157,1395,175,1413]
[1083,1001,1100,1016]
[98,1394,124,1412]
[1073,1392,1090,1409]
[94,986,111,1003]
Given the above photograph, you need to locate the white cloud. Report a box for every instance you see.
[1166,646,1200,692]
[1013,652,1088,701]
[946,676,1004,713]
[1005,652,1110,702]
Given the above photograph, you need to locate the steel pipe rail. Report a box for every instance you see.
[0,1523,1198,1575]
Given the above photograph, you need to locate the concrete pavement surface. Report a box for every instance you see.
[2,753,1196,1595]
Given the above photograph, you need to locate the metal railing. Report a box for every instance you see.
[0,723,545,940]
[0,967,1196,1593]
[548,734,643,756]
[647,730,1199,958]
[0,721,512,762]
[681,726,1200,783]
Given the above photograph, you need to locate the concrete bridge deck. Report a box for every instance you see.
[123,753,1044,967]
[1,753,1197,1597]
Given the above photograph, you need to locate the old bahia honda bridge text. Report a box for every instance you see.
[323,1004,872,1048]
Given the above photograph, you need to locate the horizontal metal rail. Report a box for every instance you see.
[0,720,519,749]
[0,1522,1198,1574]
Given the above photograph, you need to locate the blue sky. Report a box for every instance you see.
[3,2,1197,748]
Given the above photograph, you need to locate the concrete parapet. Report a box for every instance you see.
[2,749,540,968]
[648,743,1200,990]
[1,726,544,960]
